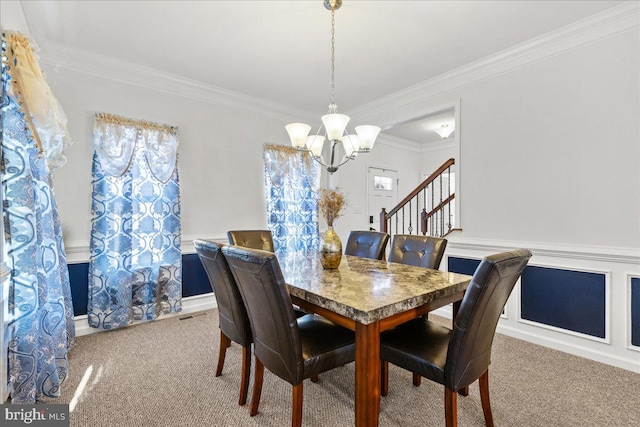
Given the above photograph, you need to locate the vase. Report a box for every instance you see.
[319,226,342,269]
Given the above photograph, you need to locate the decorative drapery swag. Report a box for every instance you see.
[3,31,73,170]
[264,144,320,254]
[1,32,75,403]
[88,113,182,330]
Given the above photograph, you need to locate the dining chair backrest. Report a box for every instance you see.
[227,230,275,252]
[344,230,390,260]
[193,240,252,347]
[222,245,303,386]
[388,235,448,269]
[445,249,532,391]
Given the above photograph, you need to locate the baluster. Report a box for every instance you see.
[421,187,427,235]
[408,200,413,234]
[395,212,398,235]
[402,207,405,234]
[416,196,419,235]
[447,166,452,231]
[431,183,434,236]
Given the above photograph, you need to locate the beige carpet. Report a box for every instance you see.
[42,311,640,426]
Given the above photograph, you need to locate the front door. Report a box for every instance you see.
[367,167,398,232]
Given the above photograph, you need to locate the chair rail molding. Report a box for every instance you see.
[447,237,640,264]
[65,234,226,264]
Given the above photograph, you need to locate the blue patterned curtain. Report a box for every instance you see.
[264,144,320,254]
[1,32,75,403]
[88,114,181,330]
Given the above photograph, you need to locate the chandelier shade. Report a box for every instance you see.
[286,123,312,148]
[355,125,381,151]
[285,0,379,174]
[306,135,326,157]
[321,113,350,141]
[341,134,359,157]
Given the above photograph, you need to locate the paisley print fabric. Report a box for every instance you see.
[88,117,181,330]
[1,38,75,403]
[264,144,320,254]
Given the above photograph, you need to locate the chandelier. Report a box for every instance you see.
[286,0,380,174]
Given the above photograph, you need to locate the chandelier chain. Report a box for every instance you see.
[330,9,336,106]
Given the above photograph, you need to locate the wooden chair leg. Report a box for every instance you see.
[292,383,304,427]
[310,375,319,383]
[250,357,264,417]
[458,385,469,396]
[413,373,422,387]
[238,345,251,406]
[479,370,495,427]
[216,331,232,377]
[445,387,458,427]
[381,361,389,396]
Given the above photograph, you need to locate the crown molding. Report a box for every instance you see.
[33,2,638,139]
[375,133,423,152]
[350,1,640,124]
[37,41,317,124]
[374,133,456,153]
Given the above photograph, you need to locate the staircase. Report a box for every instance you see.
[380,158,459,241]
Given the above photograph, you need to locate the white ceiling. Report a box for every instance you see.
[20,0,623,142]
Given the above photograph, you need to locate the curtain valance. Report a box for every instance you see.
[4,31,73,170]
[94,113,178,182]
[263,143,316,188]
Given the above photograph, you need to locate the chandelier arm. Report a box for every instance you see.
[310,153,329,168]
[335,154,355,168]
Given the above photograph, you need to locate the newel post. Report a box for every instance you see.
[380,208,388,234]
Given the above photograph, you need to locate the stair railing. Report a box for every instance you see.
[380,158,459,242]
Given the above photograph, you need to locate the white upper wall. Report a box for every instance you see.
[454,30,639,248]
[2,3,638,256]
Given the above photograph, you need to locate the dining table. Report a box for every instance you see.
[278,251,473,427]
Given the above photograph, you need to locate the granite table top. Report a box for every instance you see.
[279,252,472,325]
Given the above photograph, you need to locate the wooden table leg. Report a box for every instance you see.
[355,321,380,427]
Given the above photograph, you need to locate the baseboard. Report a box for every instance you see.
[495,324,640,374]
[73,293,218,337]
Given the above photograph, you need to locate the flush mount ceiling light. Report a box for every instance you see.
[285,0,380,174]
[434,124,455,139]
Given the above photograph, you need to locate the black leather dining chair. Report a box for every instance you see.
[193,239,252,406]
[388,234,448,387]
[222,245,356,427]
[344,230,390,260]
[380,249,532,427]
[227,229,307,319]
[388,234,448,269]
[227,229,275,252]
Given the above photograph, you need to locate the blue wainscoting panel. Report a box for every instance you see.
[68,263,90,316]
[447,257,481,276]
[67,253,212,317]
[181,253,213,297]
[521,266,606,339]
[632,277,640,347]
